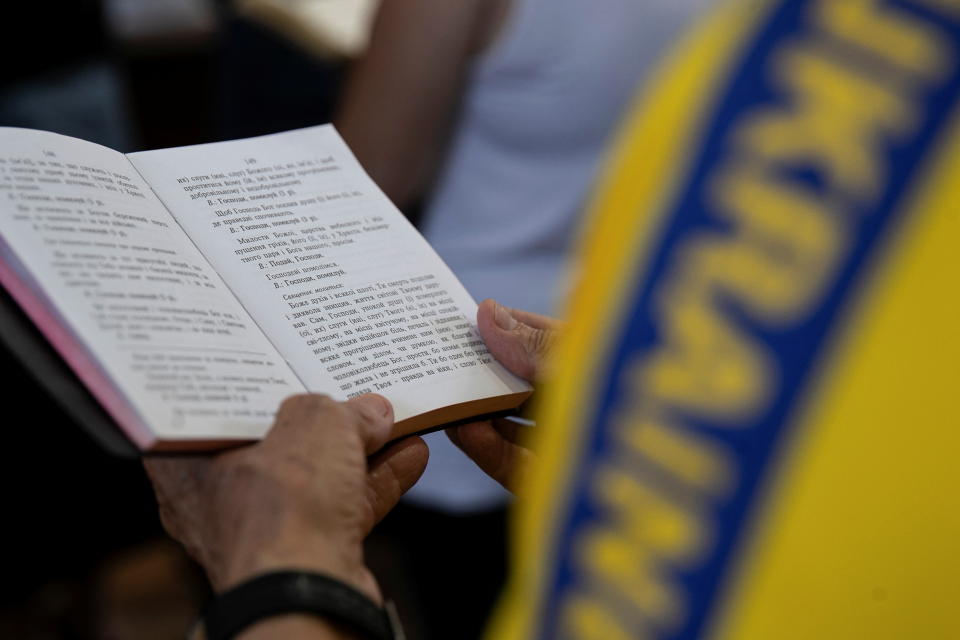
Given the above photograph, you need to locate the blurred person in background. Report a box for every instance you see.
[335,3,711,633]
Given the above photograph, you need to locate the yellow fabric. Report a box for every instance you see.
[489,0,960,637]
[709,113,960,640]
[486,2,770,637]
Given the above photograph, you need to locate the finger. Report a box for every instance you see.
[365,436,429,525]
[477,298,557,381]
[142,456,209,540]
[446,421,532,493]
[477,298,563,332]
[143,456,207,498]
[347,393,395,454]
[269,394,393,456]
[449,417,525,448]
[503,306,565,332]
[271,393,336,436]
[267,394,341,460]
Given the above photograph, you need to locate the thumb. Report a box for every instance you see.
[366,436,429,524]
[346,393,395,455]
[447,420,532,494]
[477,299,555,381]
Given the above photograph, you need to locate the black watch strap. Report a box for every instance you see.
[203,571,394,640]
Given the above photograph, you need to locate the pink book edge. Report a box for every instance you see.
[0,242,155,450]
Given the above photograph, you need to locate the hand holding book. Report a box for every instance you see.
[445,298,559,494]
[145,393,427,598]
[142,297,554,637]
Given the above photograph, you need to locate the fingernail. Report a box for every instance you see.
[494,303,518,331]
[353,393,392,418]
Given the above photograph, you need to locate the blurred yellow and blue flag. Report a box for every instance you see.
[492,0,960,638]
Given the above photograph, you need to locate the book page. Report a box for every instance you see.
[0,128,305,447]
[128,125,530,424]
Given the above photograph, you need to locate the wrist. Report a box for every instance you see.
[200,571,395,640]
[212,535,377,603]
[236,614,361,640]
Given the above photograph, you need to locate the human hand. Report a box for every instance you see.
[144,394,428,603]
[446,299,562,492]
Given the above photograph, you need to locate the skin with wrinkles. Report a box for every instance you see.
[145,299,555,639]
[444,299,559,493]
[145,394,429,639]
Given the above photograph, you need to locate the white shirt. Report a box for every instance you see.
[406,0,715,512]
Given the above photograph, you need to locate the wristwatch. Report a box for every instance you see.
[188,571,405,640]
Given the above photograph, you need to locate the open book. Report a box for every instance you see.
[0,125,530,452]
